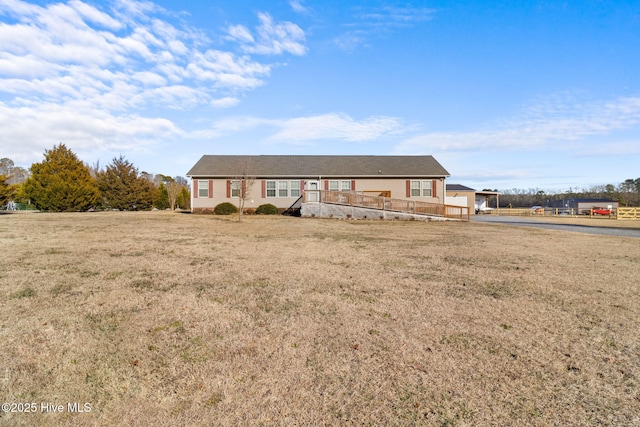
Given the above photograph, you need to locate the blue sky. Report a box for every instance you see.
[1,0,639,192]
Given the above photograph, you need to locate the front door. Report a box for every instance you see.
[305,180,320,202]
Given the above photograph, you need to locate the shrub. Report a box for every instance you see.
[214,202,238,215]
[256,204,278,215]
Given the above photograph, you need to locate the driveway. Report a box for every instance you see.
[472,215,640,238]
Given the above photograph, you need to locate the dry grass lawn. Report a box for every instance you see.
[1,212,639,426]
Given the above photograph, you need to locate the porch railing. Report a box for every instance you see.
[305,190,469,221]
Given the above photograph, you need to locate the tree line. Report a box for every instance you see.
[1,144,190,212]
[486,179,640,208]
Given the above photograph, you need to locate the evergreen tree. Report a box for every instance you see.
[177,186,190,210]
[22,144,100,211]
[97,156,155,210]
[154,182,169,210]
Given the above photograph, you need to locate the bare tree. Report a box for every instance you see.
[1,158,30,184]
[165,180,183,210]
[232,162,256,222]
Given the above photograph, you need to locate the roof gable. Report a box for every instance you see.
[187,155,450,178]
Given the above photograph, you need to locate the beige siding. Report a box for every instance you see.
[192,177,446,211]
[446,190,476,214]
[192,178,302,210]
[351,178,443,204]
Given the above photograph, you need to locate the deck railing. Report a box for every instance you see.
[306,190,469,221]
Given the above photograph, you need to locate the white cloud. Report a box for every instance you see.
[576,140,640,157]
[0,101,180,162]
[269,113,402,143]
[227,12,307,56]
[210,97,240,108]
[188,113,405,144]
[334,5,435,51]
[332,32,367,52]
[227,24,254,44]
[289,0,309,14]
[68,0,123,30]
[0,0,307,165]
[132,70,167,86]
[112,0,160,21]
[358,6,436,26]
[0,1,285,101]
[394,96,640,155]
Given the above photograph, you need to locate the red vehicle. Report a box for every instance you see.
[592,208,614,216]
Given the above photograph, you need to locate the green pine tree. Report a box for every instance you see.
[97,156,155,211]
[177,186,190,210]
[22,144,100,211]
[154,182,169,210]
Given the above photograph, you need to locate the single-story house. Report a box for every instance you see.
[187,155,450,214]
[446,184,500,214]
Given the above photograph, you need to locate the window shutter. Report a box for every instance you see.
[241,180,246,197]
[324,180,329,191]
[432,180,437,198]
[208,180,213,198]
[406,180,411,198]
[193,180,198,199]
[261,180,266,198]
[351,180,356,191]
[226,180,231,198]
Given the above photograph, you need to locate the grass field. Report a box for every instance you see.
[1,212,639,426]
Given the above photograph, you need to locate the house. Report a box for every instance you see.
[187,155,450,214]
[446,184,500,214]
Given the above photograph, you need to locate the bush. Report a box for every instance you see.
[255,204,278,215]
[214,202,238,215]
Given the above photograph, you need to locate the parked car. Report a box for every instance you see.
[592,208,614,215]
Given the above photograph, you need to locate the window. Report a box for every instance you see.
[278,181,289,197]
[422,181,432,197]
[265,180,301,198]
[410,180,433,197]
[291,181,300,198]
[410,180,421,197]
[266,181,276,197]
[198,180,209,198]
[329,180,352,191]
[230,180,241,197]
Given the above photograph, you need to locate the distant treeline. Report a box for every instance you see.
[488,178,640,208]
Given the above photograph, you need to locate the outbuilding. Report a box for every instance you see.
[550,198,619,215]
[446,184,500,214]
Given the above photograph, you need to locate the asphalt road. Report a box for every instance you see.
[472,215,640,238]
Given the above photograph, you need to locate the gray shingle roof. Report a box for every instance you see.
[446,184,476,192]
[187,155,449,178]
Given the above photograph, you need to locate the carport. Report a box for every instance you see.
[475,190,500,213]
